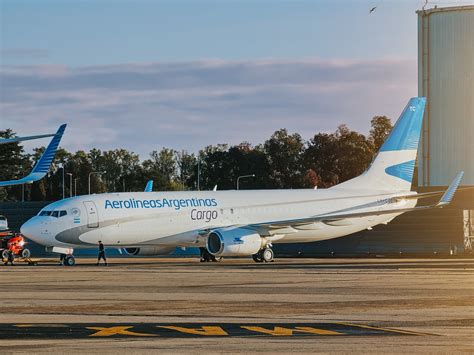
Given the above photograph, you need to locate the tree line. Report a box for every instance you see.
[0,116,392,201]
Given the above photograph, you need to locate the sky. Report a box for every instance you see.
[1,0,473,157]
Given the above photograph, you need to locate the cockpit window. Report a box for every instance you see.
[39,210,67,217]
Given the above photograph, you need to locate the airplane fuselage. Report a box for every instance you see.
[21,188,416,250]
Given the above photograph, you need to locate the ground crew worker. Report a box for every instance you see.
[97,240,107,266]
[59,253,66,266]
[4,249,14,266]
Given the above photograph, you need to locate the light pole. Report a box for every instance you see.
[74,178,80,196]
[60,164,65,199]
[197,159,201,191]
[66,173,73,198]
[237,174,255,190]
[88,171,106,194]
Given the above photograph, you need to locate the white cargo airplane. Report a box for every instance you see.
[21,98,463,265]
[0,124,66,187]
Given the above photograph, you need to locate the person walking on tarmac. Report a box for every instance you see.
[96,240,107,266]
[4,249,14,266]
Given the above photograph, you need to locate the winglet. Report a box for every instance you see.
[144,180,153,192]
[437,171,464,207]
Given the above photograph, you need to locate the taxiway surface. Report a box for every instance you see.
[0,258,472,353]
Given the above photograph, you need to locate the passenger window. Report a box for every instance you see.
[60,210,67,217]
[51,211,59,218]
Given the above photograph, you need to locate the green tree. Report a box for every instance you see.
[304,132,339,187]
[142,148,179,191]
[332,124,373,183]
[263,129,305,188]
[369,116,392,152]
[0,129,30,201]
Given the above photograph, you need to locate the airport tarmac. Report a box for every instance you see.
[0,258,472,353]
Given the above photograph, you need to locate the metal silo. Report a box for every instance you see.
[417,5,474,187]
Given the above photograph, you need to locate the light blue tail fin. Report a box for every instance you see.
[144,180,153,192]
[336,97,426,191]
[379,97,426,153]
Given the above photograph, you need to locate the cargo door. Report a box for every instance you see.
[83,201,99,228]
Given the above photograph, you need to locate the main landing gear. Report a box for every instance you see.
[199,247,222,262]
[252,247,274,263]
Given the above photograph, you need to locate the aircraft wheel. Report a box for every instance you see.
[252,253,264,263]
[1,250,9,260]
[21,248,31,259]
[262,248,274,262]
[65,256,76,266]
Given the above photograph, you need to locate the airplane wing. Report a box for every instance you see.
[144,180,153,192]
[0,133,55,145]
[0,124,66,187]
[249,171,464,231]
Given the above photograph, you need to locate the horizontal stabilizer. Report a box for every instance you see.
[251,171,464,231]
[0,133,55,145]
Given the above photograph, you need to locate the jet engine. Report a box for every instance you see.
[123,246,175,256]
[206,227,263,257]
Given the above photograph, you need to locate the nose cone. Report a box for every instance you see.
[21,218,38,242]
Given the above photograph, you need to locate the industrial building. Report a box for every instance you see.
[418,6,474,188]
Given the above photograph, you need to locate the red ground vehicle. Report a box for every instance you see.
[1,231,31,260]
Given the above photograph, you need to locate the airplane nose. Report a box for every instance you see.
[21,219,36,240]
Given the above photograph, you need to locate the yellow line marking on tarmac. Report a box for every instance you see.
[158,326,228,336]
[336,322,438,336]
[87,326,155,337]
[241,326,341,336]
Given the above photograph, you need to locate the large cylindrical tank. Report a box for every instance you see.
[417,6,474,187]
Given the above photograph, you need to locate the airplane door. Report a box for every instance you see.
[83,201,99,228]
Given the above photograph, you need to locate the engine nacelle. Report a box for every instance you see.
[206,228,263,257]
[124,246,175,256]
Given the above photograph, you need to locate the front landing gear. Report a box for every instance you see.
[252,247,274,263]
[59,252,75,266]
[64,255,75,266]
[49,247,75,266]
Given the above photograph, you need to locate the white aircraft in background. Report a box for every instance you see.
[0,124,66,187]
[21,98,463,266]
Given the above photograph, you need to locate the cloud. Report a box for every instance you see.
[0,48,50,60]
[0,58,417,158]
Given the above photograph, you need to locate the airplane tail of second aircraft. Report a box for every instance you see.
[335,97,426,192]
